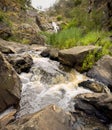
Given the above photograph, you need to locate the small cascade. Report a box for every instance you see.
[17,50,91,117]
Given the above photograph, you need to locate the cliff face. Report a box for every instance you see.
[0,0,45,45]
[52,0,112,31]
[0,0,28,11]
[89,0,112,30]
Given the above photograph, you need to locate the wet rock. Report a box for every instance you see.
[74,93,112,123]
[0,52,21,112]
[40,48,59,60]
[0,109,17,129]
[58,45,101,71]
[3,105,75,130]
[87,55,112,92]
[7,54,33,74]
[78,80,110,93]
[71,111,108,130]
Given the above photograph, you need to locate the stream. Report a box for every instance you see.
[15,49,91,117]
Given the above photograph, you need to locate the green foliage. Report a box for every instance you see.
[47,27,83,49]
[0,11,4,22]
[44,28,112,71]
[0,11,12,27]
[81,31,112,71]
[82,49,101,71]
[56,15,62,21]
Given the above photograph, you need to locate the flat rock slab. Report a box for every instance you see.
[58,45,101,71]
[3,105,75,130]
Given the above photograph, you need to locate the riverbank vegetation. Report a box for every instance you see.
[44,0,112,71]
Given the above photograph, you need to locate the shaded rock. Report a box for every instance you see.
[71,111,108,130]
[87,55,112,91]
[29,35,45,45]
[0,38,27,53]
[74,93,112,123]
[40,48,59,60]
[7,54,33,74]
[35,15,53,32]
[58,45,101,71]
[0,45,15,54]
[3,105,75,130]
[78,80,110,93]
[0,52,21,112]
[88,0,112,31]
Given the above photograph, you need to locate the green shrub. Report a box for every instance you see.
[82,49,102,71]
[0,11,12,27]
[56,15,62,21]
[48,27,83,49]
[44,28,111,71]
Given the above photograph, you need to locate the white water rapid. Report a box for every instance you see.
[16,48,91,117]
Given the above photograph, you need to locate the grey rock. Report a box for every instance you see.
[58,45,101,71]
[87,55,112,91]
[3,105,75,130]
[7,54,33,74]
[0,52,21,112]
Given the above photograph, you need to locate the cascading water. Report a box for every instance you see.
[16,49,91,117]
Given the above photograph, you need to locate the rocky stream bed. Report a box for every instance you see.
[0,39,112,130]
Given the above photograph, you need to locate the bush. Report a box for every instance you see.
[44,28,112,71]
[56,15,62,21]
[0,11,12,27]
[48,27,83,49]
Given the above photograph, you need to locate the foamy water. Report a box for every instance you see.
[16,50,91,117]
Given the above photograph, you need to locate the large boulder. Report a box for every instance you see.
[7,54,33,74]
[87,55,112,91]
[40,48,59,60]
[0,52,21,112]
[58,45,101,71]
[74,93,112,123]
[3,105,75,130]
[0,38,31,53]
